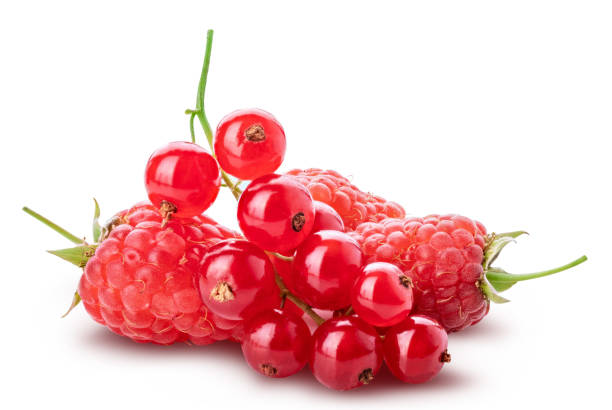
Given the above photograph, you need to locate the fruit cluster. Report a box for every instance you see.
[25,30,587,391]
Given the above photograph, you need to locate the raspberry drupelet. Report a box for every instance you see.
[78,202,242,345]
[285,169,405,230]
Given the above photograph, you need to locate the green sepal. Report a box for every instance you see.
[47,244,97,268]
[483,231,528,270]
[61,291,81,318]
[92,198,101,243]
[480,275,511,304]
[485,255,587,296]
[485,268,517,292]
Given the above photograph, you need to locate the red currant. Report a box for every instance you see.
[292,230,364,310]
[351,262,414,327]
[197,239,279,321]
[214,109,286,180]
[310,316,383,390]
[311,201,344,233]
[145,141,221,218]
[237,174,315,253]
[241,309,311,378]
[383,315,450,384]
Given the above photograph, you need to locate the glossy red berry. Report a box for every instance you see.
[383,315,450,384]
[241,309,311,378]
[310,316,383,390]
[311,201,344,233]
[197,239,279,321]
[237,174,315,253]
[145,141,221,218]
[351,262,414,327]
[214,109,286,180]
[292,230,364,310]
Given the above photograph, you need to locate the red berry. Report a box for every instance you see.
[241,309,311,378]
[292,230,364,310]
[214,109,286,180]
[383,315,450,383]
[286,169,405,230]
[78,202,240,345]
[311,200,344,233]
[351,262,414,327]
[350,215,490,332]
[198,239,279,321]
[145,142,221,218]
[310,316,383,390]
[237,174,315,253]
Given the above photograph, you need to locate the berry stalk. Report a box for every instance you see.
[189,29,242,200]
[274,271,325,325]
[485,255,587,290]
[23,206,84,244]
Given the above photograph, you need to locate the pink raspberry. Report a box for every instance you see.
[285,168,405,230]
[78,202,242,345]
[351,215,488,332]
[350,215,586,332]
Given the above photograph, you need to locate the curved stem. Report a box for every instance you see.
[192,29,242,200]
[486,255,587,282]
[221,172,241,200]
[271,252,294,262]
[195,30,214,148]
[274,272,325,325]
[23,207,83,244]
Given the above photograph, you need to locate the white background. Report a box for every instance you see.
[1,1,610,409]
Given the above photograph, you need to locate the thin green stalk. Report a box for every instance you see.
[275,272,324,325]
[189,112,197,143]
[192,29,242,199]
[487,255,587,282]
[23,207,83,244]
[195,29,215,148]
[271,252,294,262]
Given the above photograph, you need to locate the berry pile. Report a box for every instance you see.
[25,30,587,391]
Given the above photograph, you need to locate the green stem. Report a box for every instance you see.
[274,272,324,325]
[192,29,242,200]
[271,252,294,262]
[195,29,214,148]
[486,255,587,282]
[23,207,83,245]
[189,112,197,143]
[221,172,242,200]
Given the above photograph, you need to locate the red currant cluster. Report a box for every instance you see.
[25,29,587,392]
[141,95,446,390]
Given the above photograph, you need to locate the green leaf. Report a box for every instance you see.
[61,291,81,318]
[483,231,528,270]
[48,244,97,268]
[92,198,101,242]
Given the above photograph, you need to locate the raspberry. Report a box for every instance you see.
[285,168,405,230]
[351,215,586,332]
[79,202,242,344]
